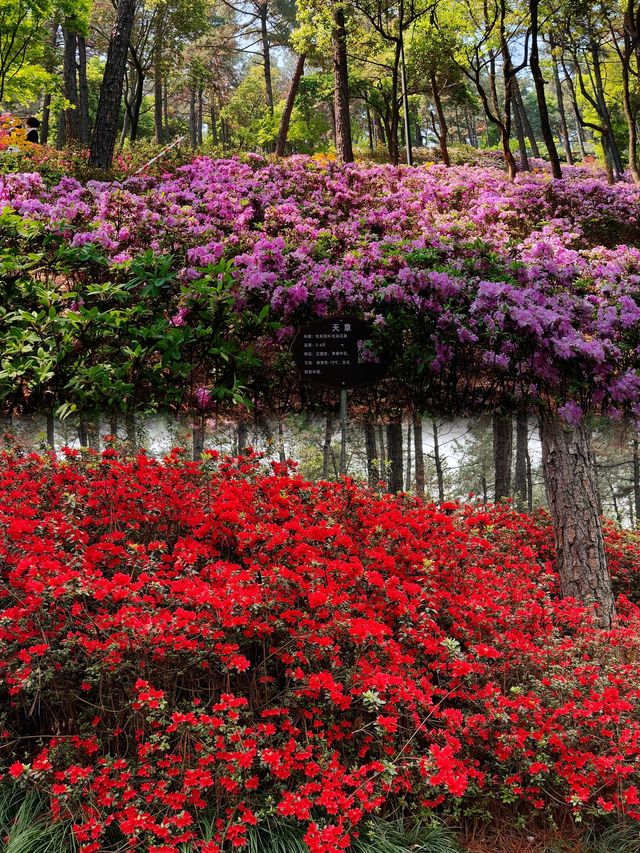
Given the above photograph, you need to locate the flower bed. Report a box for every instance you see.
[1,449,640,851]
[2,157,640,421]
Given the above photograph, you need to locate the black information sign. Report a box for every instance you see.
[291,317,386,389]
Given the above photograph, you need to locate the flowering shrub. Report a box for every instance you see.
[2,450,640,851]
[1,156,640,420]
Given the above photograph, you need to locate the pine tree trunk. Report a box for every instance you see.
[276,53,306,157]
[634,438,640,527]
[193,419,205,460]
[259,1,274,115]
[154,9,164,144]
[431,71,450,166]
[63,28,81,143]
[364,420,378,487]
[414,414,425,497]
[512,95,530,171]
[323,414,333,479]
[77,35,90,145]
[552,52,574,165]
[493,413,513,501]
[189,87,197,148]
[332,5,353,164]
[539,409,614,628]
[514,79,540,157]
[529,0,562,177]
[432,418,445,502]
[89,0,138,169]
[514,411,528,509]
[387,419,403,494]
[210,93,218,145]
[237,421,249,454]
[377,424,385,481]
[406,420,412,492]
[46,411,55,448]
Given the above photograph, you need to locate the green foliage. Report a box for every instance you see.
[0,212,272,423]
[0,784,78,853]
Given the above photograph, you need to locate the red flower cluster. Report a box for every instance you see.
[1,448,640,852]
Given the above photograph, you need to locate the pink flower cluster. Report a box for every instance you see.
[1,155,640,414]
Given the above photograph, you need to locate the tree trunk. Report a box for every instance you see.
[512,94,530,171]
[590,44,624,179]
[529,0,562,177]
[193,419,205,460]
[63,28,81,144]
[77,34,90,145]
[406,420,412,492]
[154,8,164,144]
[414,414,425,497]
[387,419,404,494]
[237,421,249,454]
[634,438,640,527]
[493,413,513,501]
[275,53,306,157]
[210,92,218,145]
[332,5,354,163]
[364,420,378,487]
[322,414,333,479]
[259,1,274,115]
[551,50,574,165]
[561,59,588,157]
[432,418,445,502]
[189,86,197,148]
[378,424,385,480]
[79,419,88,448]
[539,409,615,628]
[41,94,52,146]
[431,71,450,166]
[198,85,203,145]
[41,20,59,146]
[46,411,55,448]
[514,78,540,157]
[514,411,528,509]
[130,65,145,142]
[89,0,138,169]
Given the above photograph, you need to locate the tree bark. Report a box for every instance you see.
[322,414,334,479]
[634,437,640,527]
[364,420,378,487]
[493,412,513,501]
[432,417,445,502]
[63,28,81,144]
[77,34,90,145]
[512,93,530,171]
[259,1,274,115]
[514,411,528,509]
[539,409,615,628]
[514,78,540,157]
[387,419,404,494]
[89,0,138,169]
[551,49,574,165]
[529,0,562,177]
[276,53,306,156]
[406,420,412,492]
[189,86,197,148]
[154,6,164,144]
[430,71,450,166]
[237,421,249,454]
[332,5,354,163]
[414,414,425,497]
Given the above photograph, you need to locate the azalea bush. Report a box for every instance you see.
[1,449,640,852]
[1,156,640,422]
